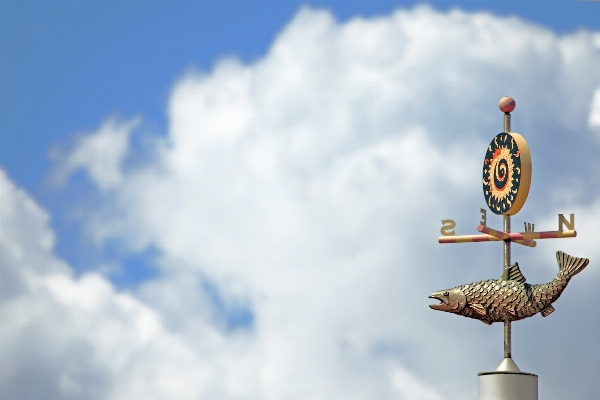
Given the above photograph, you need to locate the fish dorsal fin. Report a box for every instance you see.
[503,262,526,283]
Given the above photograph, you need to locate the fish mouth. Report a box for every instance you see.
[428,293,448,310]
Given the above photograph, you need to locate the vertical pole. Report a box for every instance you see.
[479,97,536,398]
[504,112,511,133]
[503,111,512,360]
[504,214,511,358]
[504,319,512,359]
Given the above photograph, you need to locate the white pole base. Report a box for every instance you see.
[478,370,538,400]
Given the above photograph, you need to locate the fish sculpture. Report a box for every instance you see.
[428,251,589,325]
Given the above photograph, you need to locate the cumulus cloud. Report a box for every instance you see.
[590,86,600,132]
[3,5,600,400]
[50,117,141,191]
[0,169,228,400]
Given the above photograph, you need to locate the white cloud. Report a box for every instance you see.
[50,117,141,191]
[532,199,600,274]
[0,169,224,400]
[4,5,600,400]
[589,86,600,134]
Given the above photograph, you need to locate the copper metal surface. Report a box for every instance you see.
[429,251,589,325]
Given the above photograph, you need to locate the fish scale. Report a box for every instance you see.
[428,251,589,325]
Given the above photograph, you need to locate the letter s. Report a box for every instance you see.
[440,219,456,236]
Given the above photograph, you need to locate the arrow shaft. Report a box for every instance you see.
[438,235,535,247]
[477,225,576,240]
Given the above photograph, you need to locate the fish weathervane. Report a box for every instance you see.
[429,251,589,325]
[431,96,590,363]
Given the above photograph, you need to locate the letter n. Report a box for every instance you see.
[558,214,575,231]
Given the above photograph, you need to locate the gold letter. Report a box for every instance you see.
[441,219,456,236]
[558,214,575,231]
[480,209,487,227]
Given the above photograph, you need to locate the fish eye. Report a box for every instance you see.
[443,291,449,296]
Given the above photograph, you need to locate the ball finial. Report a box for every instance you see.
[499,96,516,113]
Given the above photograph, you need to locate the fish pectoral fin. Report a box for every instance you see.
[541,304,555,317]
[470,303,487,316]
[481,320,492,325]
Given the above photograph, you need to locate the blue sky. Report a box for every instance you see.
[2,0,600,287]
[1,2,600,399]
[2,1,600,191]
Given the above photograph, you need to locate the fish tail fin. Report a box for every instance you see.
[556,251,589,280]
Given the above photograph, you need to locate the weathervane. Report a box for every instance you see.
[429,96,590,400]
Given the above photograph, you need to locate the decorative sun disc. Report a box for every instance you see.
[482,132,531,215]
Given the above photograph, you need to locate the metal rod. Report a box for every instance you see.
[509,230,575,240]
[439,235,503,243]
[438,235,536,247]
[477,226,509,239]
[477,225,577,240]
[504,214,512,358]
[504,320,512,359]
[503,216,511,271]
[504,113,511,133]
[503,110,512,360]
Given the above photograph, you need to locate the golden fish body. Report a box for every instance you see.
[429,251,589,325]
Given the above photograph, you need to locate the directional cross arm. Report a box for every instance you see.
[439,224,577,247]
[477,225,509,240]
[475,226,536,247]
[438,234,536,247]
[439,234,502,243]
[477,225,576,240]
[508,230,577,240]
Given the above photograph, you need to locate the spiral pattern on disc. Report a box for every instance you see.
[482,132,531,215]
